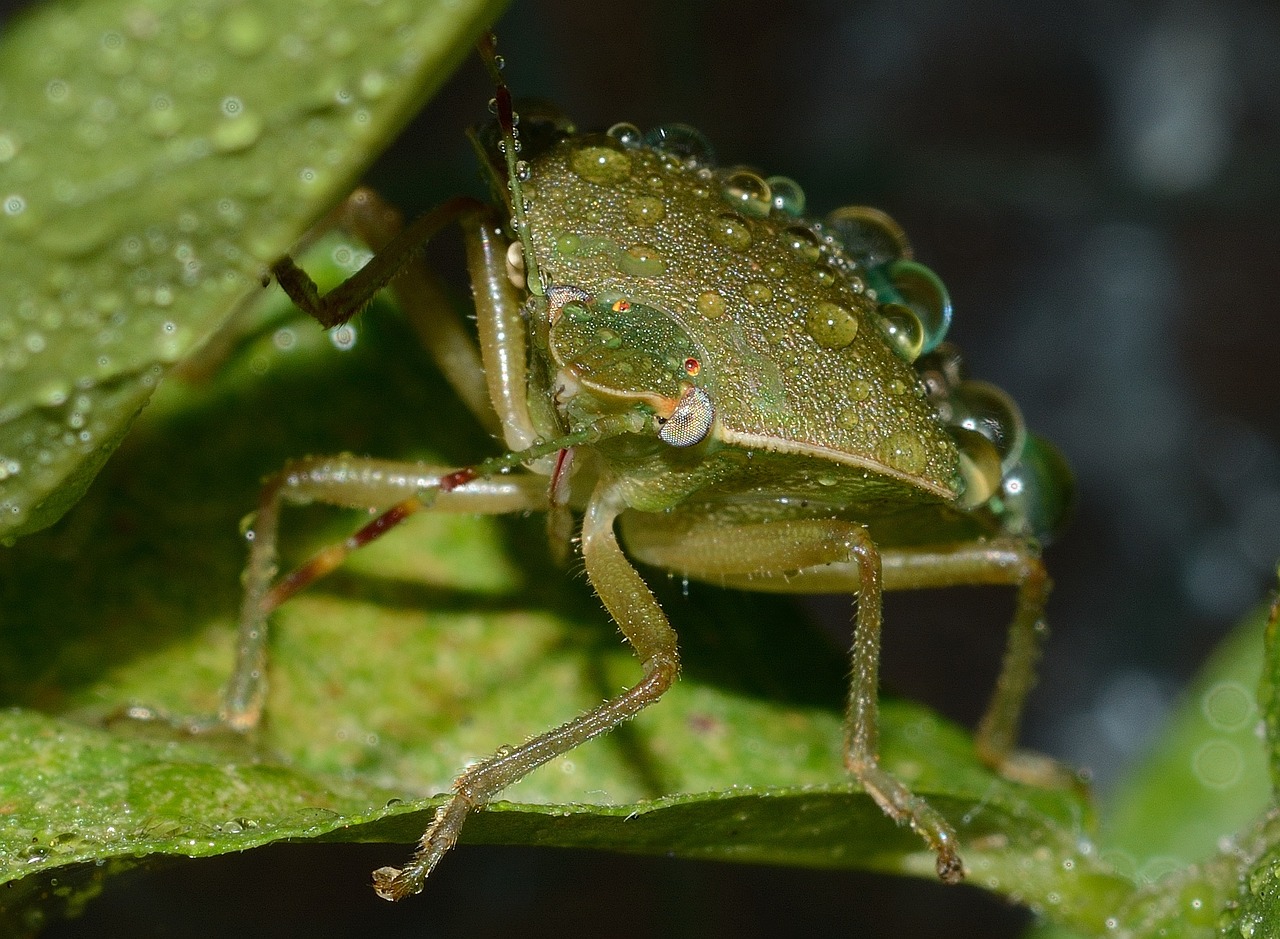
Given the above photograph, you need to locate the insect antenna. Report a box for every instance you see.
[476,33,544,296]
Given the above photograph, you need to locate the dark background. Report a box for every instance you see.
[10,0,1280,935]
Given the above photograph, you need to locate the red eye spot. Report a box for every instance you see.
[684,357,701,376]
[611,299,632,313]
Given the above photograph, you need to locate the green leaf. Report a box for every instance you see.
[0,268,1120,929]
[1100,610,1272,881]
[1261,579,1280,793]
[1217,813,1280,939]
[1031,596,1280,938]
[0,0,507,539]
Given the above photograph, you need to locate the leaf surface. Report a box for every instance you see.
[0,0,506,537]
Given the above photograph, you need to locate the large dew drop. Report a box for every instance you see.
[805,302,859,349]
[877,303,925,362]
[720,171,772,218]
[708,212,752,252]
[570,142,632,185]
[618,243,665,277]
[877,429,928,475]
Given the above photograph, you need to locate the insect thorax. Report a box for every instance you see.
[519,134,960,497]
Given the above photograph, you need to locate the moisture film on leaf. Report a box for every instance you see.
[0,0,506,538]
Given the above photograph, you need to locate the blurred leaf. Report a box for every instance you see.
[1260,579,1280,794]
[1099,609,1272,883]
[0,0,507,539]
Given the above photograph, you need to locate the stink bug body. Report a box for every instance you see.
[186,36,1074,899]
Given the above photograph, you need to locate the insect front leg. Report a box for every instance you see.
[222,456,550,731]
[270,194,541,450]
[372,476,681,901]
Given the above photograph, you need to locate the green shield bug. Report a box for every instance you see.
[164,34,1075,900]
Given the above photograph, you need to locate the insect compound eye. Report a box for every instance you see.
[611,298,632,313]
[545,284,592,324]
[683,357,701,377]
[658,384,715,448]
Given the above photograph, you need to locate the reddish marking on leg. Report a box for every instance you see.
[549,448,574,507]
[439,468,477,492]
[266,544,348,611]
[348,498,422,548]
[263,497,425,612]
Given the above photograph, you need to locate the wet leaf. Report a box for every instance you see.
[0,0,507,539]
[1100,609,1272,881]
[0,265,1120,930]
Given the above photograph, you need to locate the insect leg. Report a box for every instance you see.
[372,477,680,901]
[618,514,964,882]
[223,456,549,732]
[331,189,499,436]
[842,527,966,883]
[878,542,1060,786]
[274,193,540,451]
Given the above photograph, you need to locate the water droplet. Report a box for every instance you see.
[849,379,872,401]
[766,176,805,216]
[626,195,665,226]
[93,31,134,77]
[35,381,69,407]
[781,225,821,263]
[3,194,26,216]
[45,79,71,105]
[554,232,581,256]
[708,212,752,251]
[360,70,388,100]
[1192,739,1243,788]
[805,301,858,349]
[219,7,269,58]
[944,381,1026,472]
[596,328,621,349]
[721,170,772,218]
[745,282,772,304]
[146,94,184,137]
[953,427,1003,507]
[570,141,631,185]
[837,407,860,429]
[888,260,952,354]
[826,205,912,267]
[877,302,925,362]
[618,242,665,277]
[1202,682,1253,732]
[330,324,357,350]
[36,211,113,259]
[642,124,714,164]
[878,430,928,474]
[212,110,263,153]
[997,434,1075,541]
[697,291,726,318]
[606,122,643,148]
[296,166,327,193]
[813,265,837,286]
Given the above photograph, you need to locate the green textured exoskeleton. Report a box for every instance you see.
[196,36,1075,900]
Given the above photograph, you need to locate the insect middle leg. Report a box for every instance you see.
[622,514,1058,777]
[222,456,551,731]
[621,514,966,882]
